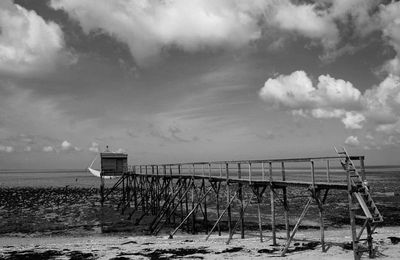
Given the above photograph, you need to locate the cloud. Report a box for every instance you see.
[89,142,99,153]
[379,1,400,75]
[270,1,339,49]
[259,70,362,128]
[61,140,72,150]
[43,146,54,152]
[345,136,360,146]
[0,0,66,75]
[61,140,80,152]
[0,145,14,153]
[115,148,125,153]
[259,71,400,146]
[259,71,361,110]
[341,112,365,129]
[50,0,264,65]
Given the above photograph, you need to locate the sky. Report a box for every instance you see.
[1,0,400,169]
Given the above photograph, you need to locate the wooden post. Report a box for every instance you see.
[270,162,276,245]
[216,182,221,236]
[191,180,196,234]
[311,160,315,191]
[226,163,232,236]
[326,160,330,183]
[261,162,265,181]
[133,175,138,209]
[203,178,208,233]
[239,183,244,239]
[282,162,290,240]
[248,162,252,182]
[281,198,312,256]
[100,174,104,207]
[255,186,264,242]
[185,178,190,231]
[360,156,366,181]
[179,166,184,223]
[366,222,373,257]
[315,190,326,252]
[347,167,360,260]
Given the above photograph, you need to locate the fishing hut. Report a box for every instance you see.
[99,150,128,205]
[99,148,383,260]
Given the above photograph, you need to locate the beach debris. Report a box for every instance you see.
[257,248,278,254]
[118,247,209,259]
[388,236,400,244]
[216,246,243,254]
[121,240,137,245]
[342,242,353,250]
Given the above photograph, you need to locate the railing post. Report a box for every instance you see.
[269,162,273,182]
[261,162,265,181]
[192,164,195,177]
[238,163,241,179]
[248,162,252,182]
[311,160,315,190]
[360,156,366,181]
[208,163,211,178]
[326,160,330,183]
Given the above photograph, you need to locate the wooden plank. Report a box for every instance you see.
[281,198,312,256]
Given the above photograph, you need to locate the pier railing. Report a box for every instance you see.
[129,155,365,185]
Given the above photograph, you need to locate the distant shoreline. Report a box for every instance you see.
[1,165,400,174]
[0,169,87,174]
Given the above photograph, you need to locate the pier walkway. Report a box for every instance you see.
[99,151,382,260]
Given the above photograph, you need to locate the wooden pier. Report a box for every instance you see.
[99,150,382,260]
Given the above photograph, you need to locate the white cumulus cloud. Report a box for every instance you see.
[345,136,360,146]
[0,0,65,75]
[379,1,400,75]
[259,70,400,146]
[89,142,99,153]
[0,145,14,153]
[50,0,265,65]
[43,146,54,152]
[259,70,363,128]
[61,140,80,152]
[270,1,339,49]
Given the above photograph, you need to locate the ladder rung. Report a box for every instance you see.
[355,215,369,219]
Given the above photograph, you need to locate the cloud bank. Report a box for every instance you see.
[259,71,400,146]
[48,0,389,65]
[50,0,265,65]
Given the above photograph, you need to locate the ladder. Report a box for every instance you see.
[335,147,383,223]
[335,147,383,260]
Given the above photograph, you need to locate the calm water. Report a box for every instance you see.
[0,170,103,188]
[0,166,399,188]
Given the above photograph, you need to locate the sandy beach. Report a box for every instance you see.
[1,180,400,259]
[1,226,400,259]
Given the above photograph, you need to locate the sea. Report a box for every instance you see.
[0,165,399,189]
[0,169,102,188]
